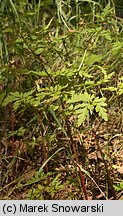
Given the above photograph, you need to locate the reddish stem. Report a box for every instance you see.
[11,105,15,155]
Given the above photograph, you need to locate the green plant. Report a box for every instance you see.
[114,181,123,192]
[26,172,64,200]
[1,0,123,200]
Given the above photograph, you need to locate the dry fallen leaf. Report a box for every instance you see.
[118,166,123,174]
[113,165,123,174]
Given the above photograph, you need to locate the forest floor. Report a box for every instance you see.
[0,107,123,200]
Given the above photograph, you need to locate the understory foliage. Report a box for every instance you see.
[0,0,123,200]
